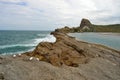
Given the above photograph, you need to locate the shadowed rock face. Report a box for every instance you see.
[53,18,94,33]
[79,18,94,32]
[80,18,92,28]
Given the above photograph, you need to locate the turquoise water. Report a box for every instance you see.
[0,30,56,55]
[69,33,120,50]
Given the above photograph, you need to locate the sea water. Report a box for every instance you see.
[69,33,120,51]
[0,30,56,55]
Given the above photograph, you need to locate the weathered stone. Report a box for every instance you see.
[0,73,4,80]
[80,18,92,28]
[28,32,87,67]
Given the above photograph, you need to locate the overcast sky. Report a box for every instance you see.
[0,0,120,30]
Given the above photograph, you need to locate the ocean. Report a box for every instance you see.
[1,31,120,55]
[0,30,56,55]
[69,33,120,51]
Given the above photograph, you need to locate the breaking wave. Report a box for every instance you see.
[0,34,56,55]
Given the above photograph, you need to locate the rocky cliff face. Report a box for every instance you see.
[52,18,120,33]
[53,18,94,33]
[79,18,94,32]
[80,18,92,28]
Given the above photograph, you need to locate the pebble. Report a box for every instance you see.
[36,58,39,61]
[29,57,33,61]
[13,54,16,58]
[18,54,22,57]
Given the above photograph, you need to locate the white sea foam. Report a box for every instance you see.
[0,35,56,49]
[1,48,35,55]
[0,44,35,49]
[0,34,56,55]
[37,34,47,37]
[34,34,56,44]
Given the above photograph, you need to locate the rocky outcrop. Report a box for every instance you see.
[28,32,86,67]
[54,26,73,33]
[79,18,94,32]
[80,18,92,28]
[54,26,81,33]
[54,18,94,33]
[26,31,120,67]
[52,18,120,33]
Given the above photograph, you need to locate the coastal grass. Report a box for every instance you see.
[92,24,120,32]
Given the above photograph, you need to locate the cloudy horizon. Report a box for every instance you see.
[0,0,120,30]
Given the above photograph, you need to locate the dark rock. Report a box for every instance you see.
[0,73,4,80]
[80,18,92,28]
[80,18,93,32]
[52,18,94,33]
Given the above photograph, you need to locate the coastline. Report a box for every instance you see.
[100,32,120,36]
[0,31,120,80]
[67,32,120,53]
[68,32,120,52]
[26,31,120,66]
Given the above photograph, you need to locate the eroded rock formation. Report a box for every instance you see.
[80,18,92,28]
[79,18,94,31]
[53,18,94,33]
[26,31,120,67]
[54,26,81,33]
[27,32,86,67]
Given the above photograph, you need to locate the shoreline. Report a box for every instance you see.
[0,31,120,80]
[68,32,120,51]
[1,32,120,55]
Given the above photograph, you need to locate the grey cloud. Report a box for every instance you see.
[0,0,120,30]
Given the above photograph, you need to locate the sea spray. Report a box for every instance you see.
[0,31,56,55]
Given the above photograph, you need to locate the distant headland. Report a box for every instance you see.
[55,18,120,33]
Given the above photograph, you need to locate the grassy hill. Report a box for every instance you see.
[92,24,120,32]
[54,18,120,33]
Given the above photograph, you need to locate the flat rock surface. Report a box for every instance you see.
[0,54,120,80]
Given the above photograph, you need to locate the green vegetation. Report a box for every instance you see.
[55,24,120,33]
[92,24,120,32]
